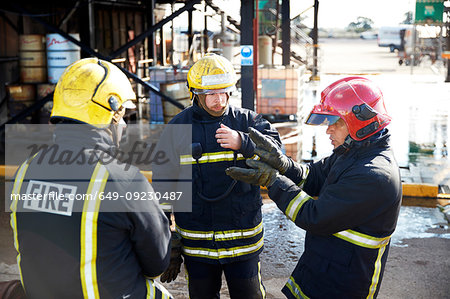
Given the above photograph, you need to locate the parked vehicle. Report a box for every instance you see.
[360,31,378,40]
[378,25,412,52]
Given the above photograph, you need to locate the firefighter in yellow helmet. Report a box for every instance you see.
[9,58,173,298]
[186,53,237,117]
[50,57,137,146]
[155,53,282,298]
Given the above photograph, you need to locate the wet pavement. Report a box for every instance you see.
[391,206,450,247]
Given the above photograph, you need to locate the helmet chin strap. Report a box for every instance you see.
[342,135,354,150]
[109,107,127,148]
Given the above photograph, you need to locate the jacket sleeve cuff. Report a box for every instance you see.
[268,175,297,200]
[284,161,308,187]
[237,131,256,158]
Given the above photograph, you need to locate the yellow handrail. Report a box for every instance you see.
[0,165,153,183]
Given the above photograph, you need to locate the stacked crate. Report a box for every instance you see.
[256,66,305,122]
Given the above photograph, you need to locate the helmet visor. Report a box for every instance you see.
[305,113,340,126]
[191,85,236,95]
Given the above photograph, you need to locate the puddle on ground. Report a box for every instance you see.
[391,206,450,247]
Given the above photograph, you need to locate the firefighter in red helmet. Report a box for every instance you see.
[306,76,391,143]
[227,77,402,298]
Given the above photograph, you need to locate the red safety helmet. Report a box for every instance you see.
[305,76,391,141]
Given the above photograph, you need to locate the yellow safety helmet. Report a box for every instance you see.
[187,53,237,98]
[51,57,136,126]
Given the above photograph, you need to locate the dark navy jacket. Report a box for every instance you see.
[155,102,281,264]
[9,125,171,299]
[268,130,402,298]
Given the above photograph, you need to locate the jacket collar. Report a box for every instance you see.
[53,124,115,153]
[333,129,390,155]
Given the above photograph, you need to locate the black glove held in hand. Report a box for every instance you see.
[226,159,278,187]
[160,232,183,283]
[249,127,291,174]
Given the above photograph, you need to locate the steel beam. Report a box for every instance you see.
[188,8,194,52]
[312,0,319,80]
[281,0,290,66]
[240,0,254,111]
[146,0,156,66]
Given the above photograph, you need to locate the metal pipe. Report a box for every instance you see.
[147,0,156,67]
[188,8,194,59]
[204,1,208,54]
[88,0,96,51]
[170,3,175,64]
[312,0,319,80]
[253,0,258,96]
[58,0,82,29]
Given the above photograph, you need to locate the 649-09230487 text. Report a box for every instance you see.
[97,191,183,201]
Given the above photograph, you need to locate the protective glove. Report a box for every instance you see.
[249,127,292,174]
[226,159,278,187]
[160,232,183,283]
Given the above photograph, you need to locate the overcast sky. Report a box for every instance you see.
[169,0,422,34]
[295,0,416,28]
[208,0,417,29]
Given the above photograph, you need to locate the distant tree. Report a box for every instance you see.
[346,17,374,33]
[401,11,414,24]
